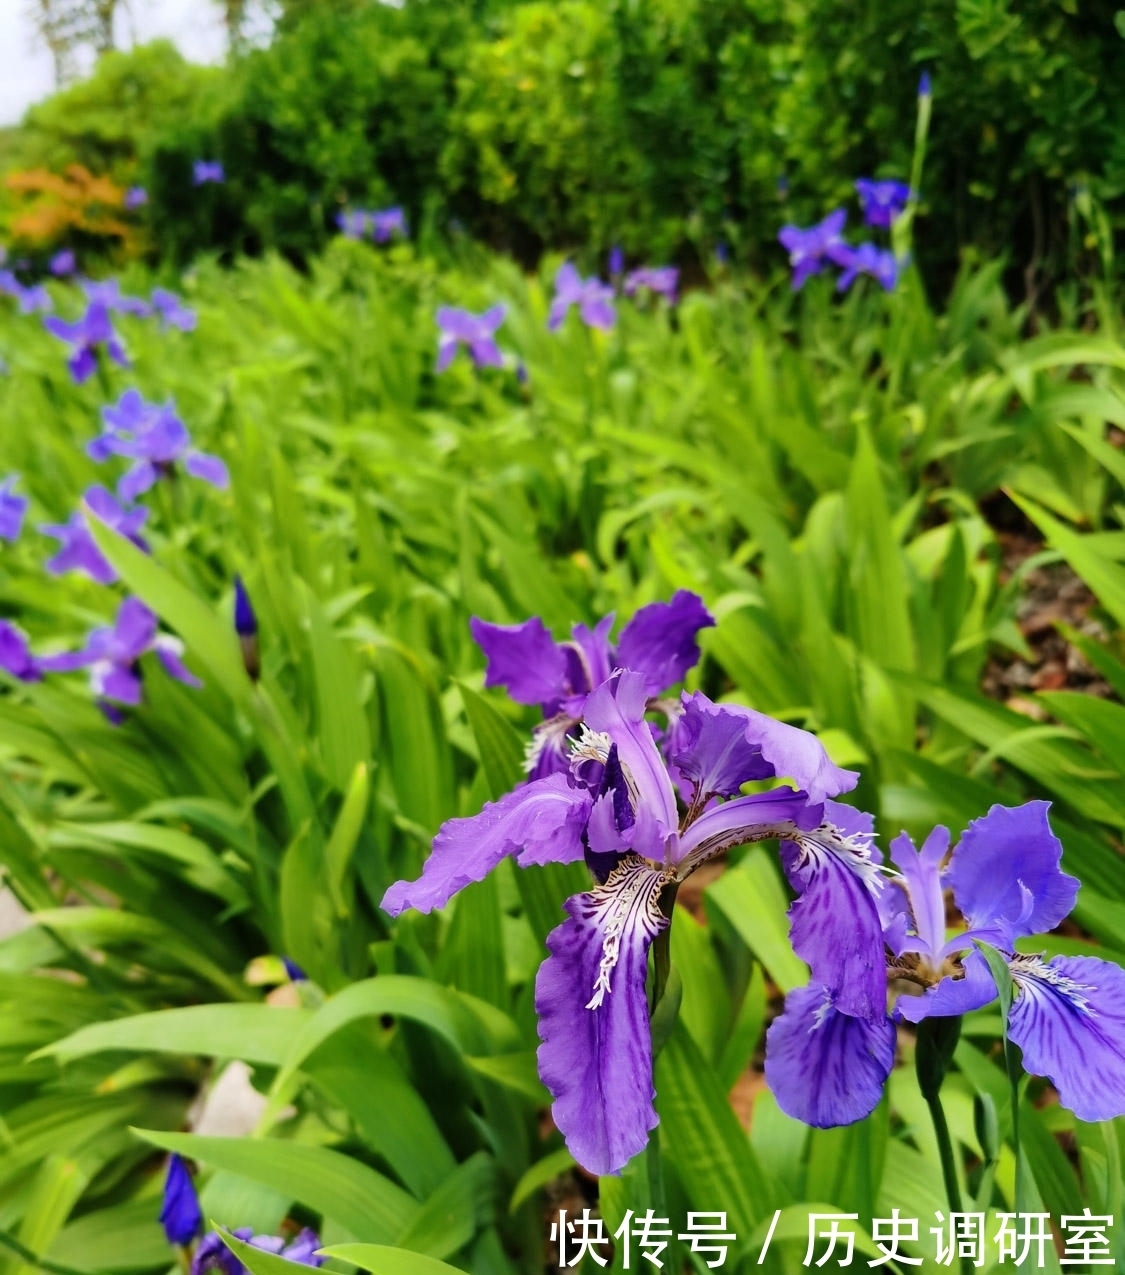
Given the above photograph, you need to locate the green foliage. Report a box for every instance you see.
[0,246,1124,1273]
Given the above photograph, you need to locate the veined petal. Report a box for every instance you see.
[764,983,895,1128]
[470,615,569,707]
[669,692,775,799]
[675,787,818,872]
[947,802,1077,943]
[615,591,714,697]
[784,822,886,1020]
[1007,954,1125,1122]
[887,826,949,964]
[381,773,592,916]
[894,949,998,1023]
[535,855,670,1175]
[582,671,677,836]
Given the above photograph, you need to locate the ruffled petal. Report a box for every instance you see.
[784,824,887,1020]
[764,983,895,1127]
[668,692,775,799]
[1007,954,1125,1122]
[535,855,670,1175]
[470,616,569,707]
[947,802,1077,943]
[381,773,592,915]
[615,591,714,697]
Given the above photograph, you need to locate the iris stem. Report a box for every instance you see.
[916,1017,973,1275]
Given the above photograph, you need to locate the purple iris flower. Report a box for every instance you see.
[832,242,899,292]
[193,160,225,186]
[38,595,202,712]
[191,1228,324,1275]
[0,271,52,314]
[471,591,715,781]
[767,802,1125,1129]
[336,209,369,240]
[435,305,507,373]
[855,178,912,230]
[43,301,129,383]
[623,267,679,304]
[0,622,43,683]
[150,288,196,332]
[89,389,228,500]
[79,278,151,317]
[371,206,407,243]
[159,1154,202,1246]
[547,263,616,332]
[49,249,76,277]
[383,669,865,1176]
[0,475,28,541]
[778,209,847,290]
[40,485,148,585]
[125,186,148,209]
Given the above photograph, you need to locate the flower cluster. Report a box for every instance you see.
[382,596,1125,1176]
[336,206,408,244]
[779,176,909,294]
[159,1153,323,1275]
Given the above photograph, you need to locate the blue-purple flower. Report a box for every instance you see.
[471,591,715,780]
[80,278,152,317]
[191,1228,324,1275]
[767,802,1125,1129]
[44,301,129,383]
[159,1154,202,1246]
[623,267,679,304]
[547,263,615,332]
[39,595,202,712]
[778,209,847,290]
[371,206,407,243]
[0,271,52,314]
[0,622,43,683]
[125,186,148,209]
[336,210,369,240]
[89,389,228,501]
[832,242,899,292]
[40,485,148,585]
[608,245,624,278]
[49,249,76,277]
[855,178,912,230]
[383,659,866,1175]
[435,305,507,373]
[0,475,27,542]
[150,288,196,332]
[193,161,225,186]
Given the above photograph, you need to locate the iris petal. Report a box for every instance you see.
[765,983,895,1127]
[535,855,669,1175]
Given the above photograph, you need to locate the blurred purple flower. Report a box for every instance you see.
[778,209,847,290]
[371,206,407,243]
[608,245,624,277]
[0,622,43,682]
[40,485,148,585]
[79,278,151,317]
[38,595,202,712]
[125,186,148,209]
[191,1228,324,1275]
[0,476,28,542]
[193,160,225,186]
[49,249,76,277]
[918,70,932,99]
[336,209,369,240]
[44,301,129,383]
[90,389,228,500]
[159,1154,201,1246]
[150,287,196,332]
[623,266,679,304]
[855,178,912,230]
[832,242,899,292]
[548,263,615,332]
[435,305,507,373]
[0,271,52,314]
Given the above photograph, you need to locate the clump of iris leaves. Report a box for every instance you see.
[2,184,1125,1273]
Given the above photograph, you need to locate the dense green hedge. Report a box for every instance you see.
[8,0,1123,287]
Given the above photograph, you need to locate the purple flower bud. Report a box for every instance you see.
[608,245,624,277]
[234,576,260,680]
[918,70,931,99]
[49,249,76,277]
[125,186,148,209]
[159,1154,202,1246]
[282,957,307,982]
